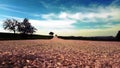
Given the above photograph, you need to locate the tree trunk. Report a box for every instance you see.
[13,30,15,34]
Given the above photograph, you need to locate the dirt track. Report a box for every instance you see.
[0,37,120,68]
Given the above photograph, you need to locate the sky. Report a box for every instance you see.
[0,0,120,36]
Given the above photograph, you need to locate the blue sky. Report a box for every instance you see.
[0,0,120,36]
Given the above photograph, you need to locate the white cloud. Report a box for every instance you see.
[40,5,120,24]
[58,12,68,19]
[41,13,57,19]
[30,19,75,29]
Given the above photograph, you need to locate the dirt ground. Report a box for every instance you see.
[0,37,120,68]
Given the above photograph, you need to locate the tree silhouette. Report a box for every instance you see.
[49,32,54,36]
[116,31,120,40]
[3,19,18,34]
[17,18,36,34]
[3,18,36,34]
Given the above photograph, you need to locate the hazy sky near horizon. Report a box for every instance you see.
[0,0,120,36]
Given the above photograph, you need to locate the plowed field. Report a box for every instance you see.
[0,38,120,68]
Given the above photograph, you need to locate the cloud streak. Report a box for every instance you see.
[0,4,24,13]
[0,4,34,17]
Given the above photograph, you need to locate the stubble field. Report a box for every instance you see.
[0,37,120,68]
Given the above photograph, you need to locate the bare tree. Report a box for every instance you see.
[3,19,18,34]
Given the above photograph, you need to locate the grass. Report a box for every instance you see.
[0,32,53,40]
[58,36,119,41]
[0,32,119,41]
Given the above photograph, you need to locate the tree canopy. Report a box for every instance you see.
[3,18,36,34]
[49,32,54,36]
[17,18,36,34]
[3,19,18,34]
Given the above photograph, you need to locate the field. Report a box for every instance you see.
[0,37,120,68]
[0,33,53,40]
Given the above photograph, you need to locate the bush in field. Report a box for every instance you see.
[49,32,54,36]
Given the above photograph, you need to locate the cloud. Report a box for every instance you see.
[41,13,57,20]
[0,4,20,9]
[0,4,31,15]
[39,5,120,30]
[41,6,120,21]
[110,0,120,6]
[30,8,120,36]
[30,19,75,29]
[0,14,119,36]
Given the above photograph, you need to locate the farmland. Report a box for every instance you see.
[0,37,120,68]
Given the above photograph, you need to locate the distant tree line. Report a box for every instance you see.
[3,18,36,34]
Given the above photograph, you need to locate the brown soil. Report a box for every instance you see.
[0,38,120,68]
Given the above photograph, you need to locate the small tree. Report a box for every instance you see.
[49,32,54,36]
[3,19,18,34]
